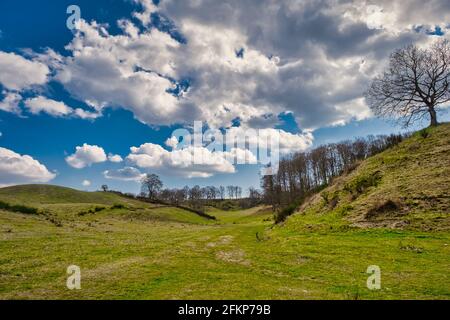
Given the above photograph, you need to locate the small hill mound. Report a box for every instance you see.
[0,184,129,205]
[0,184,213,225]
[285,123,450,231]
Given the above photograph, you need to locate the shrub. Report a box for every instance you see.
[111,203,126,209]
[419,128,430,139]
[344,171,382,196]
[365,200,401,220]
[0,200,39,215]
[275,202,298,224]
[78,205,106,216]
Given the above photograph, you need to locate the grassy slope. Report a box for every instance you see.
[0,126,449,299]
[0,185,211,225]
[0,185,133,206]
[284,123,450,232]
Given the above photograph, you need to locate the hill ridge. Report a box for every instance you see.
[286,123,450,231]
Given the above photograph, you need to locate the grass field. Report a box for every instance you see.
[0,185,449,299]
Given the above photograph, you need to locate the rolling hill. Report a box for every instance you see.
[282,123,450,232]
[0,126,449,300]
[0,184,212,225]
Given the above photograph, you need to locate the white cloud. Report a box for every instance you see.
[108,153,123,163]
[226,127,314,154]
[0,147,56,187]
[23,96,101,119]
[65,143,107,169]
[5,0,449,135]
[132,0,158,26]
[128,126,312,177]
[48,1,402,131]
[0,51,49,91]
[54,20,182,126]
[341,0,450,34]
[103,166,145,181]
[127,143,237,178]
[0,91,21,114]
[25,96,73,117]
[165,136,179,149]
[82,180,91,187]
[73,108,102,120]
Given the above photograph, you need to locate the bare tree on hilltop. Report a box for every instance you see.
[366,39,450,128]
[141,173,163,200]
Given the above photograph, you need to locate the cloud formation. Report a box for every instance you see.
[0,147,55,187]
[25,96,73,117]
[127,143,237,178]
[3,0,448,133]
[108,154,124,163]
[82,180,91,187]
[42,0,448,133]
[0,91,21,114]
[65,144,107,169]
[23,96,101,119]
[0,51,49,91]
[103,166,145,181]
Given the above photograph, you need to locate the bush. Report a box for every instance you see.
[275,202,298,224]
[0,200,40,215]
[78,205,106,216]
[344,171,382,195]
[419,128,430,139]
[111,203,126,209]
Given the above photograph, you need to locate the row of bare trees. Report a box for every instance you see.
[136,174,249,210]
[156,185,244,203]
[261,133,406,209]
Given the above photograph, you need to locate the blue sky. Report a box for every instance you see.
[0,0,449,194]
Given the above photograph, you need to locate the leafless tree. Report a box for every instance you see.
[219,186,225,200]
[261,133,406,209]
[366,39,450,127]
[141,173,163,200]
[227,186,234,199]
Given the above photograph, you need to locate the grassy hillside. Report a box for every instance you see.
[283,123,450,232]
[0,127,449,299]
[0,185,211,225]
[0,185,130,206]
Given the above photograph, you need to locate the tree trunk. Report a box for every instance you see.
[429,107,438,127]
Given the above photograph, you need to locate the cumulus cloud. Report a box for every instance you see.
[103,166,145,181]
[44,0,450,133]
[0,91,21,114]
[65,143,107,169]
[165,136,179,149]
[127,143,237,178]
[108,153,123,163]
[3,0,448,138]
[24,96,73,117]
[341,0,450,34]
[125,125,313,178]
[82,180,91,187]
[23,96,101,119]
[0,51,49,91]
[0,147,56,187]
[225,127,314,154]
[73,108,102,120]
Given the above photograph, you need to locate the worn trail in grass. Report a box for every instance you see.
[1,199,449,300]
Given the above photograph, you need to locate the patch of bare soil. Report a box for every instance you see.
[216,249,251,266]
[365,200,404,220]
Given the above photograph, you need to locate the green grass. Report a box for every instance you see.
[0,186,448,299]
[0,185,131,206]
[292,123,450,231]
[1,121,450,303]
